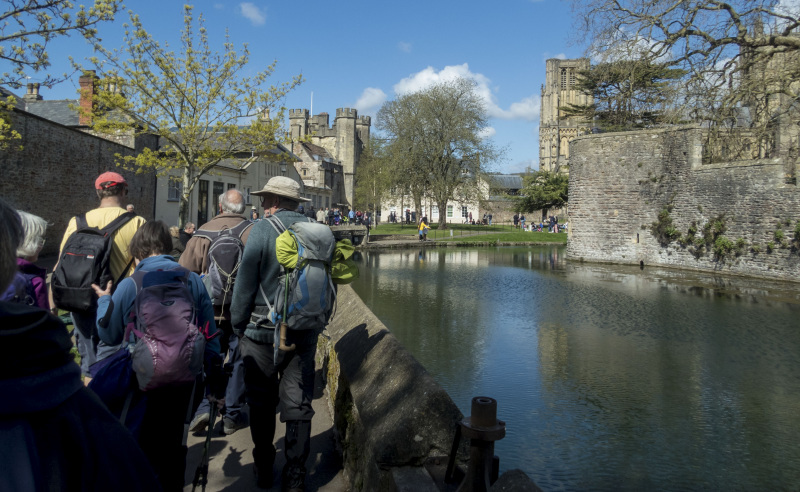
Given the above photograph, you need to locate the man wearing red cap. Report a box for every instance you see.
[55,171,146,380]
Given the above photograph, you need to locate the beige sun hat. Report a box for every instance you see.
[251,176,311,202]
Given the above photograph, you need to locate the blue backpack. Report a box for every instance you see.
[262,215,337,331]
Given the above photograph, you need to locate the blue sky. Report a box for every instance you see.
[9,0,586,173]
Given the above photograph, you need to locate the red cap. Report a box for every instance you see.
[95,171,127,190]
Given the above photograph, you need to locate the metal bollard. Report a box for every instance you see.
[446,396,506,492]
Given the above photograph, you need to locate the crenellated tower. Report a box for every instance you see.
[289,107,370,208]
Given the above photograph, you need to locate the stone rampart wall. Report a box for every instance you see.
[567,127,800,282]
[0,109,157,257]
[319,285,465,490]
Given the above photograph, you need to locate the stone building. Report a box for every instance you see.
[539,58,592,174]
[289,108,370,208]
[292,141,346,211]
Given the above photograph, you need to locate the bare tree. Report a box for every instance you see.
[572,0,800,160]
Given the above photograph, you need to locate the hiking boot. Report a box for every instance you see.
[223,416,247,435]
[189,412,210,433]
[254,463,273,489]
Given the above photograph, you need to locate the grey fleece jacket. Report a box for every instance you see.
[230,210,307,342]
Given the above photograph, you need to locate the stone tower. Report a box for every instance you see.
[289,107,370,208]
[539,58,592,173]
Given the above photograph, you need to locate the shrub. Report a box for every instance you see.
[775,229,785,242]
[650,207,681,245]
[713,236,736,260]
[767,242,775,252]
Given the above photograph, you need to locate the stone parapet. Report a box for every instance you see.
[320,285,466,490]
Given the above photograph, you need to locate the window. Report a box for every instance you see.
[168,176,182,202]
[244,187,252,205]
[432,206,439,217]
[447,205,453,218]
[213,181,224,214]
[227,183,236,190]
[198,180,209,226]
[462,206,468,218]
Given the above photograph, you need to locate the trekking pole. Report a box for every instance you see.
[278,274,296,352]
[192,399,218,492]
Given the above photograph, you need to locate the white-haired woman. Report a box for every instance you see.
[5,210,49,309]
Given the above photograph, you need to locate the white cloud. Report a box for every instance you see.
[354,87,387,114]
[478,127,496,139]
[214,3,225,9]
[239,3,266,26]
[398,42,412,53]
[393,64,540,121]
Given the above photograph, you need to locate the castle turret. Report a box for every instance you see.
[289,109,309,142]
[335,108,358,207]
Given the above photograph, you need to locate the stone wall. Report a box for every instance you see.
[319,285,466,490]
[567,126,800,282]
[0,109,157,257]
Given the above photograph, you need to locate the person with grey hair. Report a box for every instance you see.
[6,211,50,309]
[0,197,161,491]
[181,187,253,436]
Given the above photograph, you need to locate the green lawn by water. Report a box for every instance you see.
[370,222,567,244]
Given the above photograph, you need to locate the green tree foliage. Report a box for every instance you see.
[0,0,120,149]
[515,170,568,213]
[0,0,120,87]
[376,78,497,229]
[81,6,302,225]
[562,60,686,131]
[354,137,392,227]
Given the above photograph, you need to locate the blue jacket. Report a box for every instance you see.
[96,255,220,356]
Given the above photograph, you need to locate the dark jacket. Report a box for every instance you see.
[179,230,193,246]
[0,302,161,491]
[230,210,306,342]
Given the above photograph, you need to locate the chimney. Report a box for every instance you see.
[79,70,96,126]
[23,83,43,102]
[259,107,270,122]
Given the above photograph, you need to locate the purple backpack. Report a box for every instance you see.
[127,268,206,391]
[1,271,37,306]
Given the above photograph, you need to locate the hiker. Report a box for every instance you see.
[4,210,49,309]
[251,208,260,221]
[0,199,161,491]
[182,189,253,436]
[180,222,195,246]
[92,220,222,491]
[230,176,321,490]
[53,171,145,380]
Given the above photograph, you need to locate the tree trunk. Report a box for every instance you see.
[437,200,448,229]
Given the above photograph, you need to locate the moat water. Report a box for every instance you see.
[349,245,800,491]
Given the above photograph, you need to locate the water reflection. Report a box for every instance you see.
[350,246,800,491]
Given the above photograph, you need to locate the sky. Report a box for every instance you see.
[6,0,587,174]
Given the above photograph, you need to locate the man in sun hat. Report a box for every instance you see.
[230,176,318,490]
[54,171,146,380]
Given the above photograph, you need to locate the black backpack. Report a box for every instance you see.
[52,212,135,313]
[194,220,252,307]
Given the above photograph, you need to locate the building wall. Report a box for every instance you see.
[0,109,157,257]
[288,107,370,209]
[154,158,305,227]
[567,126,800,282]
[539,58,592,173]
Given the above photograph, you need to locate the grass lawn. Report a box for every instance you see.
[370,222,527,236]
[436,230,567,244]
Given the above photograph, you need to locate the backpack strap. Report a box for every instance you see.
[264,214,286,235]
[100,211,136,236]
[76,213,89,230]
[195,218,253,241]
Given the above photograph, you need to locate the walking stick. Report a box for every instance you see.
[191,399,218,492]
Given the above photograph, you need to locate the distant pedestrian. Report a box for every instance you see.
[513,213,519,229]
[126,204,135,214]
[180,222,195,246]
[488,213,493,226]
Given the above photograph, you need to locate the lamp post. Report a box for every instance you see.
[280,162,287,175]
